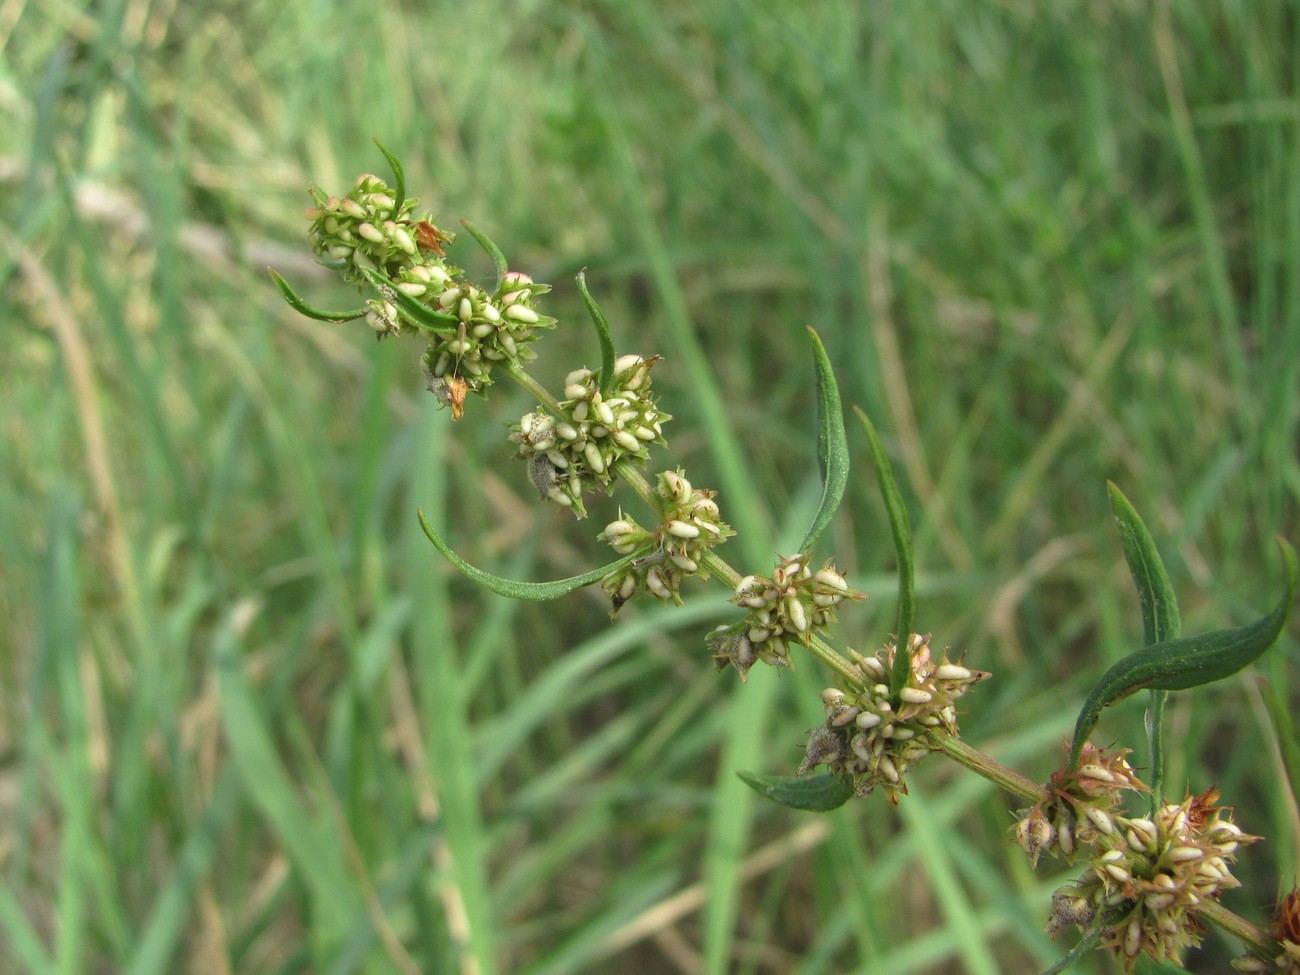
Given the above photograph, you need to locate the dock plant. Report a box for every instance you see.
[274,147,1300,974]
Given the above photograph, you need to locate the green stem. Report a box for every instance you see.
[1199,901,1277,959]
[934,734,1044,804]
[503,360,562,414]
[1148,689,1168,817]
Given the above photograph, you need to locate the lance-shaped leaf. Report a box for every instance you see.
[1108,483,1181,646]
[461,220,508,295]
[418,510,633,601]
[1259,680,1300,816]
[798,328,849,554]
[577,270,618,398]
[373,139,406,214]
[359,267,459,333]
[736,769,853,812]
[1107,482,1180,806]
[267,269,365,323]
[855,407,916,695]
[1069,536,1298,769]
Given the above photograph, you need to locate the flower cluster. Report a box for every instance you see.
[598,470,733,611]
[511,355,669,516]
[306,174,556,404]
[419,271,554,394]
[798,634,988,803]
[1047,787,1256,970]
[1013,743,1148,867]
[708,554,863,679]
[1235,889,1300,973]
[305,173,442,285]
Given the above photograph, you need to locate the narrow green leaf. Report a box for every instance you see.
[1070,537,1298,769]
[736,769,853,812]
[418,509,633,600]
[267,269,365,323]
[358,267,458,333]
[854,407,916,695]
[799,329,849,554]
[460,220,508,295]
[577,270,618,398]
[373,139,405,214]
[1107,482,1180,810]
[1107,483,1181,646]
[1260,679,1300,815]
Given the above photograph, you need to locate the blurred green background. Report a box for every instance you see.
[3,1,1298,973]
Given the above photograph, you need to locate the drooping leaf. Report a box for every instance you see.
[798,328,849,554]
[359,267,458,333]
[577,270,618,398]
[1070,537,1298,769]
[267,269,365,323]
[373,139,406,214]
[736,769,853,812]
[1107,482,1180,808]
[461,220,508,295]
[418,509,633,601]
[855,407,915,695]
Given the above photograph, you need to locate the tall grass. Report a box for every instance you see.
[2,2,1297,972]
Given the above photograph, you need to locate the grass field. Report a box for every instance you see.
[3,2,1299,973]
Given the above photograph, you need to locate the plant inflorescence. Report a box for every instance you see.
[274,147,1299,974]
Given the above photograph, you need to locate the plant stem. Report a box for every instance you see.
[1199,901,1277,958]
[504,360,562,414]
[934,734,1044,803]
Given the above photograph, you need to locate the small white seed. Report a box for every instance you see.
[898,687,932,705]
[506,304,539,324]
[667,520,700,539]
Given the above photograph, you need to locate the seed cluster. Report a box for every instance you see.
[306,174,556,401]
[1235,889,1300,973]
[1047,787,1256,970]
[305,173,436,286]
[511,355,670,517]
[598,470,733,611]
[708,554,862,679]
[798,634,988,803]
[1013,743,1148,868]
[418,271,552,393]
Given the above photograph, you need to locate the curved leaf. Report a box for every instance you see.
[855,407,916,694]
[576,270,618,397]
[1107,482,1180,807]
[267,269,365,323]
[1108,483,1181,646]
[736,769,853,812]
[798,328,849,554]
[418,509,633,601]
[373,139,406,214]
[1070,536,1298,769]
[461,220,508,295]
[359,267,458,333]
